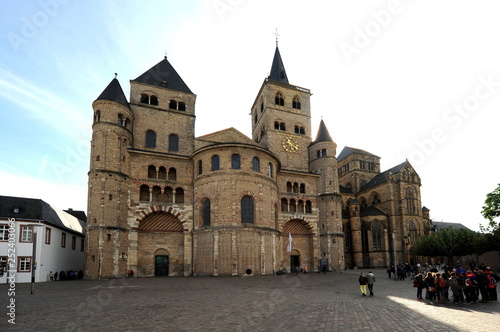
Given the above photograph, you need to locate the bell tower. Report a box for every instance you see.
[250,45,312,172]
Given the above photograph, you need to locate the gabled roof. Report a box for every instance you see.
[312,119,333,144]
[95,78,130,108]
[337,146,380,161]
[195,127,261,149]
[0,195,86,235]
[133,57,193,94]
[268,46,289,84]
[360,161,407,191]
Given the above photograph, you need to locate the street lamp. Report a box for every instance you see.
[26,223,43,295]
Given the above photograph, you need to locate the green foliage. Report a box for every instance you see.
[482,183,500,226]
[412,228,480,258]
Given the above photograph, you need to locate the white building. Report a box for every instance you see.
[0,195,86,283]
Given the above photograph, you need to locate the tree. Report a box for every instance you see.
[480,183,500,251]
[411,228,480,263]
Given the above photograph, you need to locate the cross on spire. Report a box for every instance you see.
[274,28,280,46]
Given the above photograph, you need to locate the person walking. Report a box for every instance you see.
[359,273,368,296]
[366,270,376,296]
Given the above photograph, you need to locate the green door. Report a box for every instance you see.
[155,255,169,277]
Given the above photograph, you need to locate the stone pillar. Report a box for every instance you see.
[349,200,363,268]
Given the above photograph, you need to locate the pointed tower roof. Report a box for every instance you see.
[268,46,289,83]
[95,77,130,108]
[133,57,193,94]
[313,119,333,143]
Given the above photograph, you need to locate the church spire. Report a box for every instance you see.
[268,45,289,84]
[313,119,333,143]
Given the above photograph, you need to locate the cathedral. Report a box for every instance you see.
[85,45,431,278]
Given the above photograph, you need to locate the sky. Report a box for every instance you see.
[1,0,499,232]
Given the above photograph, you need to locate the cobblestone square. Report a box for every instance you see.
[1,269,499,332]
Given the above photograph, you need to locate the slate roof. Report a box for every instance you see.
[95,78,130,108]
[268,46,289,84]
[133,57,193,94]
[312,119,333,144]
[360,206,386,217]
[339,185,353,194]
[431,221,469,231]
[360,161,407,192]
[337,146,380,162]
[0,195,86,235]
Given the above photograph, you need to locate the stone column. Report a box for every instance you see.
[349,200,363,268]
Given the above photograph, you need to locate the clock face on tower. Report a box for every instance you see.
[282,135,299,152]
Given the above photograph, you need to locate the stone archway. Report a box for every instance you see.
[137,211,184,277]
[283,219,314,272]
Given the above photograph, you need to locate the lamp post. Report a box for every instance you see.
[27,223,43,295]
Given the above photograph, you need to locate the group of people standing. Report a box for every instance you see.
[412,265,498,305]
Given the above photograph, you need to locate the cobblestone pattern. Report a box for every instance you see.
[1,269,498,331]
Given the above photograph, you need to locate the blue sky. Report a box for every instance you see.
[1,0,499,231]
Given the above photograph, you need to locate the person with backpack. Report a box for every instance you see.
[464,270,478,304]
[424,272,437,304]
[476,270,490,303]
[449,272,464,304]
[414,273,425,301]
[486,268,498,301]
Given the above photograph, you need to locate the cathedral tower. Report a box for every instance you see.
[86,77,133,278]
[251,46,312,172]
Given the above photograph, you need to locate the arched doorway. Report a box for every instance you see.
[283,219,314,272]
[137,211,184,277]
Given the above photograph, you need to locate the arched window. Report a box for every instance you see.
[293,182,299,193]
[292,96,301,110]
[148,165,156,178]
[305,200,312,213]
[267,163,273,177]
[406,188,416,215]
[175,187,184,204]
[169,100,178,110]
[275,92,284,106]
[409,219,417,243]
[279,122,286,131]
[202,199,211,226]
[241,196,254,223]
[360,197,368,208]
[140,94,149,104]
[198,160,203,175]
[124,118,130,129]
[168,167,177,181]
[164,187,173,203]
[169,134,179,151]
[94,110,101,123]
[158,166,167,179]
[372,221,382,250]
[361,221,369,253]
[150,95,158,106]
[297,200,304,213]
[371,193,381,205]
[145,130,156,148]
[300,183,305,193]
[231,154,241,169]
[152,186,162,202]
[178,102,186,111]
[139,185,149,201]
[252,157,260,172]
[274,121,280,130]
[286,182,293,193]
[281,198,288,212]
[118,114,124,126]
[299,127,305,135]
[321,149,327,157]
[289,199,296,213]
[212,155,220,171]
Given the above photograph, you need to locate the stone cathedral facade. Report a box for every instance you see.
[85,46,431,278]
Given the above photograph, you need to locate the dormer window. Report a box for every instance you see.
[13,207,20,213]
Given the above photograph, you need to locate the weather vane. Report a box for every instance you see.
[274,28,280,46]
